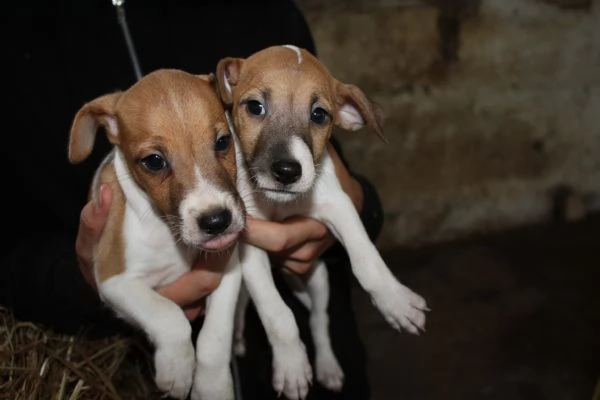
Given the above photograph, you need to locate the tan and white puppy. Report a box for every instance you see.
[216,46,428,395]
[68,69,245,400]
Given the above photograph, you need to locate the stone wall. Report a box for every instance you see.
[296,0,600,250]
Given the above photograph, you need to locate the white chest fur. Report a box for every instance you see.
[113,150,192,288]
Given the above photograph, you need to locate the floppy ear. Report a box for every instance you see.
[334,82,387,143]
[215,57,244,106]
[68,92,122,164]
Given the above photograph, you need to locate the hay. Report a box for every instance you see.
[0,306,161,400]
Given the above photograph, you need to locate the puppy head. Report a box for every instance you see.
[216,45,385,202]
[69,69,244,252]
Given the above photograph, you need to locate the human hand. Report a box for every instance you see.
[76,184,113,290]
[75,183,226,320]
[241,144,364,275]
[242,216,335,275]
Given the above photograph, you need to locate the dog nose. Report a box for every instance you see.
[197,209,232,235]
[271,160,302,185]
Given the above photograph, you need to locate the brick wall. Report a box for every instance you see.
[296,0,600,249]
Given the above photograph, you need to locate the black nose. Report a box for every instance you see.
[197,209,232,235]
[271,160,302,185]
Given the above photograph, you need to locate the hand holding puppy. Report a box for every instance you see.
[76,184,225,320]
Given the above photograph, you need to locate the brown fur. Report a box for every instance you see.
[68,69,240,282]
[70,71,237,219]
[216,46,385,169]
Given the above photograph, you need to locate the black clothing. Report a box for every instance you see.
[0,1,383,399]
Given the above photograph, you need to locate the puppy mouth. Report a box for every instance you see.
[201,232,239,252]
[262,188,300,195]
[252,174,305,197]
[260,187,302,203]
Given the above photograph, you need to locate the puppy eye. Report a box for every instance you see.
[140,154,168,172]
[215,134,231,152]
[246,100,265,116]
[311,107,330,125]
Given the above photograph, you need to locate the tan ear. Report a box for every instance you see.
[215,57,244,106]
[334,82,387,143]
[68,92,122,164]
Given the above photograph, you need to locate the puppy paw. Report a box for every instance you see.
[372,283,428,334]
[272,342,313,400]
[190,364,234,400]
[154,341,195,399]
[315,352,344,392]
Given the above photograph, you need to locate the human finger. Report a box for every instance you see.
[242,216,328,252]
[75,184,112,289]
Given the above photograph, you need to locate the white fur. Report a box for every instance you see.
[220,52,427,394]
[231,130,313,400]
[308,154,427,334]
[179,166,245,246]
[254,136,315,201]
[191,246,242,400]
[113,150,191,287]
[305,261,344,391]
[282,44,303,64]
[286,136,315,193]
[338,104,365,130]
[93,143,244,399]
[223,76,233,100]
[99,275,195,399]
[233,148,428,393]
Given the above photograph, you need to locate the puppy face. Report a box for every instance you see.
[69,69,244,252]
[216,45,385,202]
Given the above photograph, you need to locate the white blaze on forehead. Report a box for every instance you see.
[282,44,303,64]
[167,87,188,127]
[287,135,315,192]
[146,87,186,130]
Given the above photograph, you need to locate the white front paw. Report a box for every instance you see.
[190,364,234,400]
[154,341,195,399]
[272,341,313,400]
[315,352,344,392]
[372,282,428,334]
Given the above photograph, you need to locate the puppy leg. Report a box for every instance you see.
[233,281,250,357]
[317,196,427,333]
[282,265,344,390]
[99,276,194,400]
[281,269,312,309]
[312,155,428,334]
[305,261,345,391]
[191,247,243,400]
[241,243,313,400]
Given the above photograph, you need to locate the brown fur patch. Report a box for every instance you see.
[71,69,241,280]
[111,70,238,219]
[219,46,382,171]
